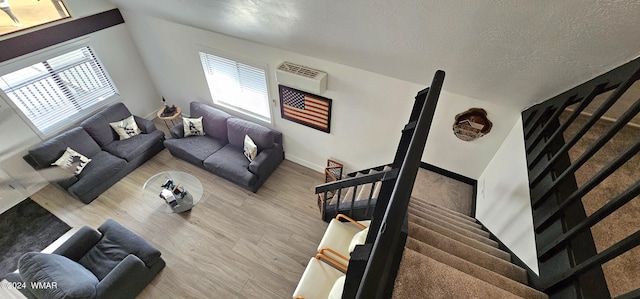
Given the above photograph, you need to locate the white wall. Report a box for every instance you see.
[423,92,521,179]
[0,0,160,213]
[476,117,538,274]
[121,11,520,178]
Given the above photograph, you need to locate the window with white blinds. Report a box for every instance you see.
[0,46,118,135]
[199,51,271,122]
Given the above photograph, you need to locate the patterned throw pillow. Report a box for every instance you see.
[52,147,92,175]
[243,135,257,162]
[183,116,205,137]
[109,115,142,140]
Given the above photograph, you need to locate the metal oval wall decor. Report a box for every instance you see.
[453,108,492,141]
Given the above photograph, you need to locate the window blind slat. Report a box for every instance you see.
[198,51,270,122]
[0,46,117,134]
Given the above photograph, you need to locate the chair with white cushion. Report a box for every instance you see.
[293,255,346,299]
[317,214,371,268]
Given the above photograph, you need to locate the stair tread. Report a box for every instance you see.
[408,214,498,247]
[408,206,484,234]
[409,202,481,228]
[405,238,548,299]
[408,223,527,283]
[408,208,490,238]
[410,197,476,221]
[409,198,477,223]
[408,216,501,254]
[393,249,522,299]
[409,222,511,261]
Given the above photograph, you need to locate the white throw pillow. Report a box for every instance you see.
[183,116,205,137]
[243,135,258,162]
[109,115,142,140]
[52,147,92,175]
[328,275,346,299]
[348,227,369,253]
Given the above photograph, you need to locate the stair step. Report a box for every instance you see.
[408,208,490,238]
[405,238,548,299]
[410,198,477,223]
[392,249,521,299]
[407,223,527,283]
[407,205,483,235]
[409,202,481,228]
[408,214,498,248]
[408,214,499,251]
[409,222,511,261]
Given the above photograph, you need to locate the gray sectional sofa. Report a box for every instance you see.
[25,103,165,203]
[164,102,284,192]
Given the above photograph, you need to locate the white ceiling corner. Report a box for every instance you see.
[105,0,640,111]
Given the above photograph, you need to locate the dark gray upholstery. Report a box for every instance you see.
[164,135,227,166]
[10,219,165,299]
[24,103,165,204]
[19,252,99,299]
[28,127,102,169]
[165,101,284,192]
[133,116,156,134]
[204,144,256,188]
[68,152,127,199]
[102,130,165,162]
[79,220,162,280]
[227,118,274,150]
[169,123,185,139]
[81,103,133,148]
[190,101,232,140]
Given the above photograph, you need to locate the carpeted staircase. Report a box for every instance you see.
[392,196,548,299]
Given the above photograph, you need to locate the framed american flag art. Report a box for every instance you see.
[279,85,332,133]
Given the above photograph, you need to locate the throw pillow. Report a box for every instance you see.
[52,147,92,175]
[109,115,142,140]
[243,135,257,162]
[183,116,205,137]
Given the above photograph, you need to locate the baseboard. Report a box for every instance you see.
[284,154,324,173]
[419,162,476,185]
[476,220,540,287]
[144,106,162,120]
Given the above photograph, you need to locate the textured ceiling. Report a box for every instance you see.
[104,0,640,110]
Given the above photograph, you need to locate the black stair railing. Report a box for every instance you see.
[314,86,433,224]
[315,168,398,221]
[522,56,640,299]
[356,70,444,299]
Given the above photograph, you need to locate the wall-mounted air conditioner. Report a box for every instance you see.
[275,62,327,95]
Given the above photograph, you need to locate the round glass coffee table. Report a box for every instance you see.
[142,171,204,213]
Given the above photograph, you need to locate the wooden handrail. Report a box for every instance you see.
[335,214,367,229]
[319,247,349,263]
[316,251,348,272]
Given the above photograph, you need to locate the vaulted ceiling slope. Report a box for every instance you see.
[106,0,640,111]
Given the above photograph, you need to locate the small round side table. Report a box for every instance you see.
[157,106,182,129]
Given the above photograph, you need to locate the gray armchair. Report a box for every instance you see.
[6,219,165,299]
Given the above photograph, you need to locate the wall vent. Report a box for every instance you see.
[276,62,327,94]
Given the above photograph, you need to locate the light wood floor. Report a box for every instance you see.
[3,149,327,298]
